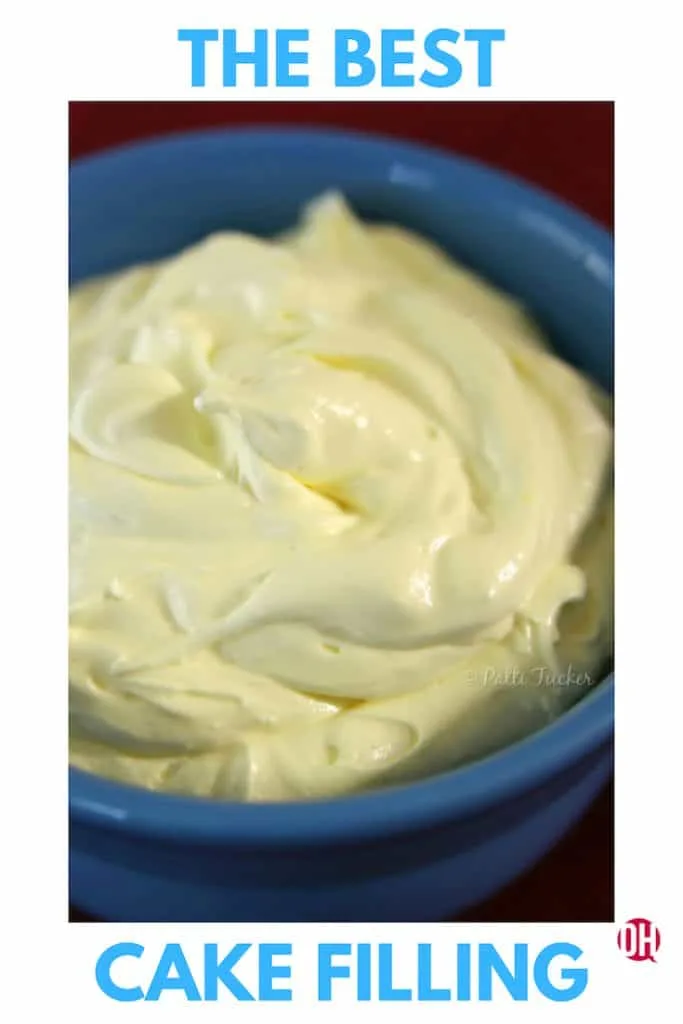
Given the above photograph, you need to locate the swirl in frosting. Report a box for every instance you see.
[69,194,613,801]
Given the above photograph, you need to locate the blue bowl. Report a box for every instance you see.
[69,127,614,923]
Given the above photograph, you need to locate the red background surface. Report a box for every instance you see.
[69,101,614,923]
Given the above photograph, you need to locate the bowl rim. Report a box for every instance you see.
[69,123,612,241]
[69,125,614,845]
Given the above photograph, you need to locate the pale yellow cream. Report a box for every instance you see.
[69,194,613,801]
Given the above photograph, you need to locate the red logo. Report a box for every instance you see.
[617,918,661,962]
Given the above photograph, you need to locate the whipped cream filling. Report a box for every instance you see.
[69,194,613,801]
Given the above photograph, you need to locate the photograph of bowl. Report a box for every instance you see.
[69,108,614,923]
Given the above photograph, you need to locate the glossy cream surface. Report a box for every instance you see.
[69,194,613,801]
